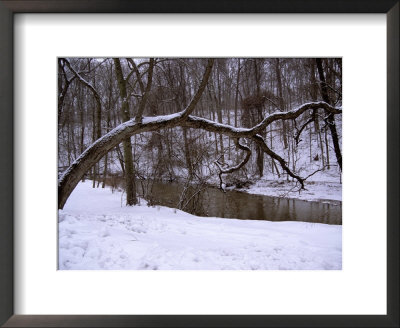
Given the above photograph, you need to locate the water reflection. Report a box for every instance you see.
[146,181,342,225]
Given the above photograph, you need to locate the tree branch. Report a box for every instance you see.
[126,58,145,93]
[179,59,214,120]
[215,138,251,190]
[294,116,314,145]
[262,96,282,111]
[251,134,305,189]
[58,59,76,119]
[63,58,102,109]
[250,101,341,136]
[135,58,155,123]
[58,100,341,209]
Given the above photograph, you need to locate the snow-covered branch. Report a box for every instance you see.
[250,101,341,136]
[63,58,102,105]
[58,98,341,209]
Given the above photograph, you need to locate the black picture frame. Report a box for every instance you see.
[0,1,398,327]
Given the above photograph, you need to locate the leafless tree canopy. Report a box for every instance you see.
[58,58,342,209]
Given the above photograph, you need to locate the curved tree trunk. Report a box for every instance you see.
[59,59,214,209]
[58,101,341,209]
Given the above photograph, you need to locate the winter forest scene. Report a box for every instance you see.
[58,57,342,270]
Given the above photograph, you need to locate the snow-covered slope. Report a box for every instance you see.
[240,178,342,202]
[59,181,342,270]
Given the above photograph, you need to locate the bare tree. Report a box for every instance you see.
[58,58,342,210]
[113,58,138,205]
[316,58,342,171]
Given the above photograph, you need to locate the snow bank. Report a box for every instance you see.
[240,178,342,203]
[59,181,342,270]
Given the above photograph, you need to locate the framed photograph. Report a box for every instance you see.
[1,1,398,327]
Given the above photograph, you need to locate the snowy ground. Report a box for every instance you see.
[240,176,342,203]
[59,181,342,270]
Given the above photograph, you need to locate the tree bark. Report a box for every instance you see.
[309,59,325,167]
[316,58,342,171]
[113,58,138,206]
[234,59,241,128]
[254,59,264,177]
[275,59,288,149]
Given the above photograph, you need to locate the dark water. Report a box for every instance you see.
[135,180,342,225]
